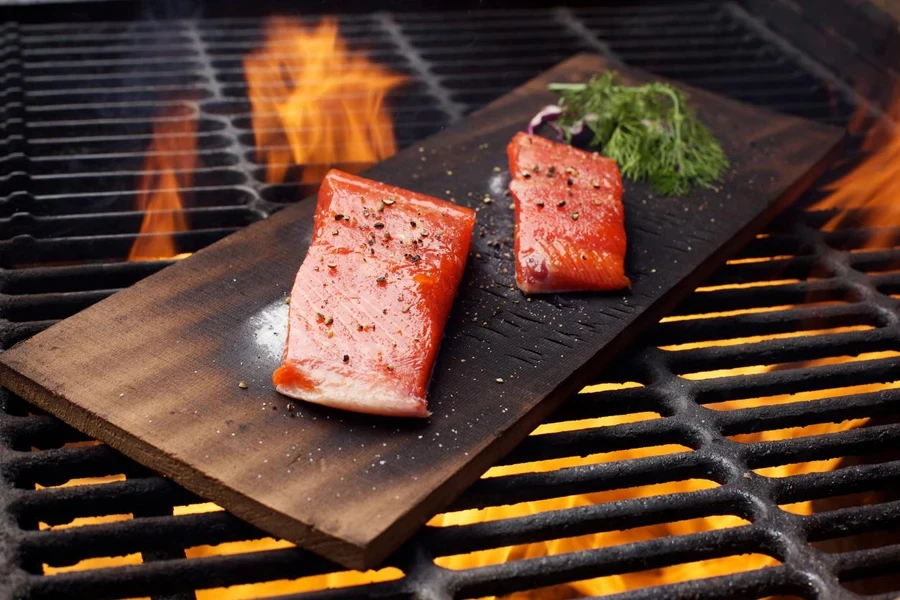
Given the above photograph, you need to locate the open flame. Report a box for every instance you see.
[245,17,405,185]
[128,110,195,262]
[128,17,405,262]
[814,89,900,239]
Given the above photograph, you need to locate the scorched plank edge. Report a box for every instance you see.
[0,54,844,569]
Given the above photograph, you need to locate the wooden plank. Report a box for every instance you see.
[0,54,844,569]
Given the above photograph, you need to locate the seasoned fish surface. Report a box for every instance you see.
[273,169,475,418]
[508,132,629,293]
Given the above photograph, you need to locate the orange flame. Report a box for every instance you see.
[128,111,194,261]
[814,87,900,238]
[245,17,405,185]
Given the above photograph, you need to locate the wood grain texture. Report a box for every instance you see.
[0,54,844,569]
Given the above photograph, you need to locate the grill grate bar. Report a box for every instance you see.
[663,328,899,371]
[598,566,806,600]
[4,443,155,485]
[19,511,267,566]
[545,385,660,423]
[774,460,900,505]
[741,423,900,469]
[717,388,900,436]
[673,280,844,314]
[653,305,879,348]
[424,487,749,557]
[834,543,900,582]
[9,478,198,528]
[693,356,900,404]
[453,453,715,511]
[375,12,464,122]
[21,547,349,600]
[803,499,900,541]
[451,527,772,600]
[502,418,690,465]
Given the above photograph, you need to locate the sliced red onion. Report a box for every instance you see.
[570,113,598,137]
[527,104,563,135]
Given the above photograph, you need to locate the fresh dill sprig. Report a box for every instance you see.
[546,72,728,196]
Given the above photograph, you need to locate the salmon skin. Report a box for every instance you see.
[273,169,475,418]
[507,132,629,293]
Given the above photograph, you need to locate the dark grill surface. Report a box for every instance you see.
[1,2,898,599]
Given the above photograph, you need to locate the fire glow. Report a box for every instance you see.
[245,16,405,185]
[129,16,404,262]
[128,110,195,262]
[814,89,900,241]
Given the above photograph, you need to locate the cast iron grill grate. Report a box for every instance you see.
[1,2,896,599]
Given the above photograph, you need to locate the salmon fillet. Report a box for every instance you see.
[273,169,475,418]
[507,132,629,293]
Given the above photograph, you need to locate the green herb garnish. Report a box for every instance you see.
[545,72,728,196]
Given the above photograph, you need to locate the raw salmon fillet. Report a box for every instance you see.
[507,132,629,293]
[273,169,475,418]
